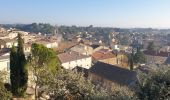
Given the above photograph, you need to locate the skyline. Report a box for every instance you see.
[0,0,170,28]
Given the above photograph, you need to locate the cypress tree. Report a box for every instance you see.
[10,46,19,95]
[17,33,28,96]
[129,49,134,70]
[10,33,28,97]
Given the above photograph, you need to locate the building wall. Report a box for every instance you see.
[5,42,18,48]
[51,42,58,48]
[0,59,9,71]
[85,46,93,55]
[8,32,18,39]
[0,59,10,83]
[116,54,129,68]
[62,57,92,69]
[0,44,5,49]
[24,46,31,53]
[99,58,117,65]
[45,42,58,48]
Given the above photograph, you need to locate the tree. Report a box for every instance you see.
[35,66,138,100]
[111,83,138,100]
[17,33,28,96]
[134,47,146,64]
[128,47,146,70]
[10,46,19,95]
[28,43,60,99]
[15,23,55,34]
[128,49,134,70]
[147,42,155,51]
[0,71,12,99]
[10,33,28,97]
[138,66,170,100]
[31,43,60,73]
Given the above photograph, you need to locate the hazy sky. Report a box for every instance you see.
[0,0,170,28]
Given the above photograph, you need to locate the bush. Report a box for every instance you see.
[138,66,170,100]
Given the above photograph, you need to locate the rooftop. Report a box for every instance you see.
[92,49,116,61]
[58,51,90,63]
[90,62,137,86]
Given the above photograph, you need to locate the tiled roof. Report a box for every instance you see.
[92,49,116,61]
[70,45,86,54]
[90,62,137,86]
[3,38,17,43]
[57,51,90,63]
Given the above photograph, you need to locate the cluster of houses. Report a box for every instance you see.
[0,27,59,83]
[57,41,137,88]
[0,27,138,90]
[5,26,170,95]
[2,26,170,91]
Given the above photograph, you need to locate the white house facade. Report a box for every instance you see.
[0,52,10,83]
[58,51,92,70]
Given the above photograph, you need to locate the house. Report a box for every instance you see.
[0,49,11,83]
[22,35,36,43]
[57,51,92,69]
[0,38,18,49]
[70,43,93,55]
[90,44,110,53]
[89,62,137,88]
[35,39,58,48]
[24,43,32,53]
[4,38,18,48]
[143,50,170,65]
[112,44,131,52]
[92,49,117,65]
[113,50,129,68]
[0,31,18,39]
[92,49,129,69]
[56,41,78,53]
[0,49,31,83]
[70,44,88,55]
[0,27,6,33]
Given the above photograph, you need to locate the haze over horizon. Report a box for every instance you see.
[0,0,170,28]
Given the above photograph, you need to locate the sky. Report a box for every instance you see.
[0,0,170,28]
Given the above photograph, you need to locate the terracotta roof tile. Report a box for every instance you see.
[92,50,116,61]
[58,51,90,63]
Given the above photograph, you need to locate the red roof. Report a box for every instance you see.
[92,49,116,61]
